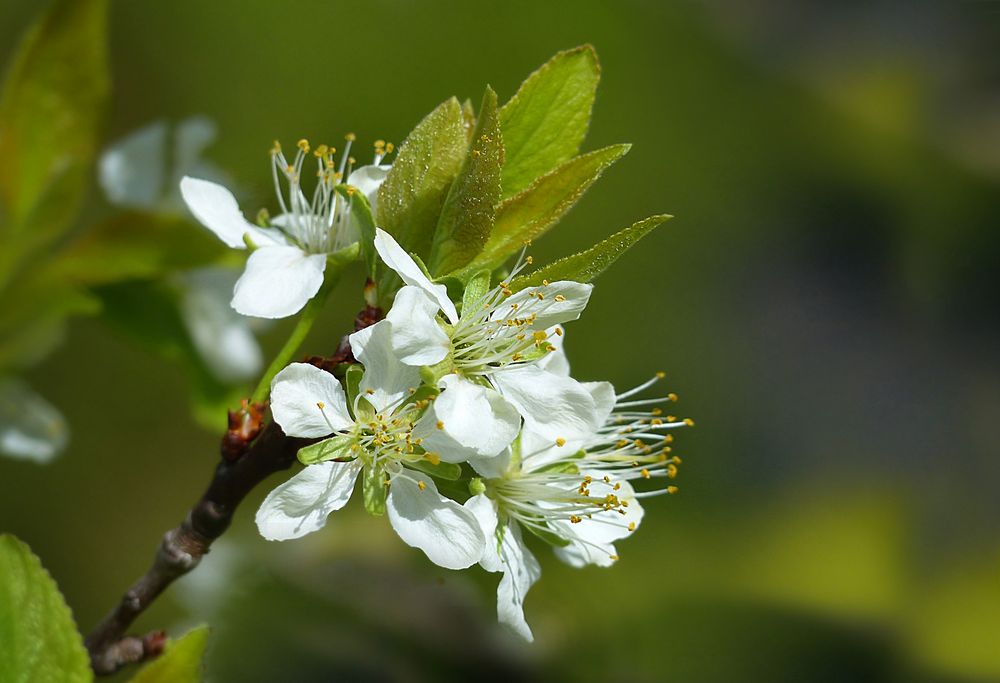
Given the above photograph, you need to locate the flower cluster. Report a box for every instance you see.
[253,228,691,640]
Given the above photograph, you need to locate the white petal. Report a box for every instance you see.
[0,380,68,463]
[180,176,285,249]
[584,381,617,426]
[231,246,327,319]
[348,320,422,413]
[270,363,353,438]
[553,477,644,568]
[346,164,391,213]
[173,116,217,179]
[386,475,485,570]
[178,267,262,382]
[464,494,502,573]
[469,448,512,480]
[494,366,601,443]
[99,121,166,209]
[536,325,570,376]
[374,228,458,323]
[255,460,362,541]
[415,376,520,462]
[384,286,450,366]
[493,281,592,330]
[496,522,541,642]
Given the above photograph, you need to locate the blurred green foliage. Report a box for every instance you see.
[1,1,998,682]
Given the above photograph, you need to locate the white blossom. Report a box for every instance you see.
[180,138,390,319]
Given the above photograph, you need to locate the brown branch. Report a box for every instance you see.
[84,420,307,674]
[84,305,382,676]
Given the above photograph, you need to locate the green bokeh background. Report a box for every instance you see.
[2,1,999,681]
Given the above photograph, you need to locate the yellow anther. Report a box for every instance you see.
[668,393,679,402]
[641,468,651,479]
[366,388,375,395]
[555,437,567,447]
[271,140,282,153]
[667,463,679,479]
[286,164,296,174]
[384,479,392,487]
[651,407,663,416]
[525,255,534,264]
[570,515,582,524]
[651,418,663,426]
[511,353,523,361]
[684,418,696,427]
[667,416,677,422]
[665,434,674,444]
[316,401,326,410]
[656,371,666,379]
[374,139,386,148]
[554,294,566,302]
[613,482,621,491]
[555,327,563,336]
[417,481,426,491]
[345,132,356,141]
[424,452,440,465]
[667,486,679,494]
[541,279,550,286]
[609,554,620,562]
[436,420,444,430]
[297,138,310,152]
[314,144,329,157]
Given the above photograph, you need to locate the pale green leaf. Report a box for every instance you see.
[499,45,600,198]
[460,144,630,274]
[0,534,91,683]
[128,625,210,683]
[461,269,492,314]
[407,458,463,481]
[0,0,109,248]
[376,98,467,257]
[428,87,503,275]
[510,215,672,292]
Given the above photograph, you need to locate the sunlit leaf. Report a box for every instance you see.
[499,45,599,199]
[0,535,91,683]
[363,463,387,516]
[510,215,671,291]
[459,144,630,274]
[428,87,503,275]
[128,625,210,683]
[377,98,467,258]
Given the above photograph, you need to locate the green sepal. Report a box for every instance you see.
[344,363,364,403]
[499,45,600,199]
[297,435,355,465]
[377,97,468,257]
[427,86,503,276]
[420,361,452,387]
[523,521,572,548]
[334,183,377,279]
[461,269,492,314]
[457,144,631,274]
[362,463,387,516]
[327,240,361,269]
[407,458,463,481]
[510,215,672,292]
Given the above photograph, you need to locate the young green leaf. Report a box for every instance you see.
[499,45,600,199]
[509,215,672,292]
[128,625,210,683]
[458,144,630,274]
[363,463,388,516]
[0,0,110,248]
[334,184,377,279]
[428,87,503,276]
[376,98,467,257]
[0,534,91,683]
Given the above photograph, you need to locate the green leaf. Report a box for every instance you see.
[334,184,377,279]
[297,436,355,465]
[129,625,210,683]
[427,87,503,275]
[461,269,492,314]
[510,215,672,292]
[363,463,387,516]
[499,45,600,199]
[460,144,630,274]
[377,98,467,258]
[0,534,91,683]
[407,458,463,481]
[0,0,110,261]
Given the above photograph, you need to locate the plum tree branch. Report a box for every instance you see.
[84,420,306,675]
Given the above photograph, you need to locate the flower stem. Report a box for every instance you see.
[250,274,337,403]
